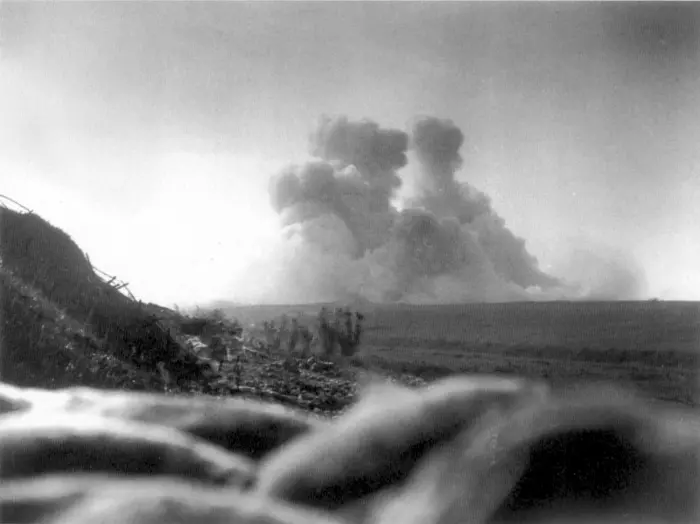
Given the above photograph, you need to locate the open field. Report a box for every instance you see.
[220,301,700,406]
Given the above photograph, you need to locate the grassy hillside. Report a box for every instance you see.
[0,207,210,390]
[0,205,400,414]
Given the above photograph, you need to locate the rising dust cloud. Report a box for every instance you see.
[229,115,647,305]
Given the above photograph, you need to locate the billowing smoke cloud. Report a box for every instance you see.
[546,239,648,301]
[407,117,560,291]
[269,115,408,257]
[232,115,645,304]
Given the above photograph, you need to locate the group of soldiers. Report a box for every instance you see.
[262,307,365,358]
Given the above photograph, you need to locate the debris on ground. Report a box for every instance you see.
[0,204,425,418]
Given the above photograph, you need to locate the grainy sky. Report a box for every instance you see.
[2,2,699,305]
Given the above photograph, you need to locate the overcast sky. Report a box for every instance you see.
[2,2,699,305]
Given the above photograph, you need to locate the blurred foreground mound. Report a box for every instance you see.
[1,375,698,524]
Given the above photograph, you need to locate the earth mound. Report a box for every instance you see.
[0,206,210,390]
[0,203,420,413]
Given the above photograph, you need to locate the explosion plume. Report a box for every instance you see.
[232,115,644,304]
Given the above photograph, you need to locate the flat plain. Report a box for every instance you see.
[222,301,700,407]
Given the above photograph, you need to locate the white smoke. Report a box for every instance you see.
[227,115,646,304]
[545,238,648,301]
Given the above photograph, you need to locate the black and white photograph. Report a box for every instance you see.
[1,2,699,523]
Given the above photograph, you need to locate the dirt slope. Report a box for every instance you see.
[0,206,417,414]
